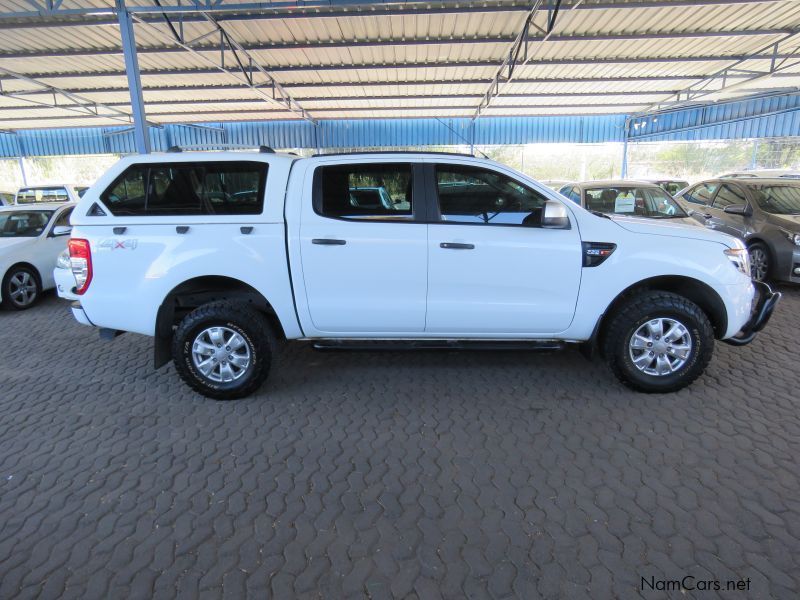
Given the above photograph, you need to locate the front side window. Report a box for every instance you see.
[317,163,413,220]
[682,183,717,206]
[16,188,69,204]
[435,165,548,226]
[750,184,800,215]
[584,186,687,218]
[712,184,747,209]
[100,162,266,216]
[0,211,53,237]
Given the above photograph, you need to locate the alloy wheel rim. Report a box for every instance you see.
[628,317,693,376]
[191,326,251,383]
[749,248,768,281]
[9,271,37,306]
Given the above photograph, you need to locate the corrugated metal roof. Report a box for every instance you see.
[0,113,627,157]
[628,92,800,140]
[1,0,799,127]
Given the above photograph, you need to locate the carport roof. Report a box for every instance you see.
[0,0,799,129]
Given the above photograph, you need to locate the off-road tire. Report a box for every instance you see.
[602,291,714,393]
[172,301,275,400]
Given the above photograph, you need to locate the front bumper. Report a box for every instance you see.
[771,242,800,283]
[722,281,781,346]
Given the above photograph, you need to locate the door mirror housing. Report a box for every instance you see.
[51,225,72,237]
[723,204,752,216]
[541,200,571,229]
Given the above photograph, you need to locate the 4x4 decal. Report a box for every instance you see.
[97,239,138,251]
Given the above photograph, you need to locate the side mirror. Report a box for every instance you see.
[723,204,752,216]
[51,225,72,237]
[542,200,571,229]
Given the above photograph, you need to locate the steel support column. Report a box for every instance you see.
[116,0,150,154]
[621,118,631,178]
[15,134,28,186]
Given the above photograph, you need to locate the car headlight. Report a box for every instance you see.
[782,230,800,246]
[56,249,70,270]
[724,248,750,276]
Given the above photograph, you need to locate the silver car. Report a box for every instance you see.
[558,180,696,225]
[674,178,800,283]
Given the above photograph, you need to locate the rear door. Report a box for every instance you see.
[425,161,582,336]
[296,161,428,335]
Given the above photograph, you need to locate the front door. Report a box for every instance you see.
[425,163,582,336]
[708,183,749,238]
[298,161,428,335]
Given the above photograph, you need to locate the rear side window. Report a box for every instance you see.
[100,162,267,216]
[682,183,717,206]
[316,163,413,220]
[712,184,746,209]
[16,187,69,204]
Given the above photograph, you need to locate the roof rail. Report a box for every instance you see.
[311,150,475,158]
[164,144,276,153]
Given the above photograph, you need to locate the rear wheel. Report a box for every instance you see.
[602,291,714,393]
[747,242,770,282]
[172,301,275,400]
[2,266,41,310]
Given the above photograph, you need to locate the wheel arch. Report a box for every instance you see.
[154,275,286,368]
[594,275,728,355]
[2,261,42,286]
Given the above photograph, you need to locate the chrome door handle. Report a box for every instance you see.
[440,242,475,250]
[312,238,347,245]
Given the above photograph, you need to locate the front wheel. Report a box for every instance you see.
[747,242,770,282]
[602,291,714,393]
[172,301,275,400]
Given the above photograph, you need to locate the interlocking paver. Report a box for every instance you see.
[1,286,799,598]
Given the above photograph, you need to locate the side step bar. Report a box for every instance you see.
[312,339,566,351]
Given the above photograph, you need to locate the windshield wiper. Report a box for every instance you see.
[590,210,611,219]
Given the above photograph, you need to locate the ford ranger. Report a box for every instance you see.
[61,151,780,400]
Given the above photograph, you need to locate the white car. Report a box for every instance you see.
[63,151,780,399]
[0,202,75,310]
[15,184,87,205]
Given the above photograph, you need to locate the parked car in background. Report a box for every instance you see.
[645,179,690,196]
[54,248,79,302]
[15,184,87,204]
[674,178,800,283]
[0,202,74,309]
[0,191,14,206]
[558,180,696,225]
[540,179,571,191]
[719,169,800,180]
[62,152,779,399]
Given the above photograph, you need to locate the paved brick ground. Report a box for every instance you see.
[0,287,799,599]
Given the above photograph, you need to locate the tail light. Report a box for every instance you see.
[68,238,93,294]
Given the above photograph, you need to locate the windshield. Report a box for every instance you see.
[16,187,69,203]
[750,184,800,215]
[0,211,54,237]
[584,186,687,218]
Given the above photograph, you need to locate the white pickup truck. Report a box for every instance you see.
[61,151,780,400]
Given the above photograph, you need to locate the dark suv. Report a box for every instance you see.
[674,178,800,283]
